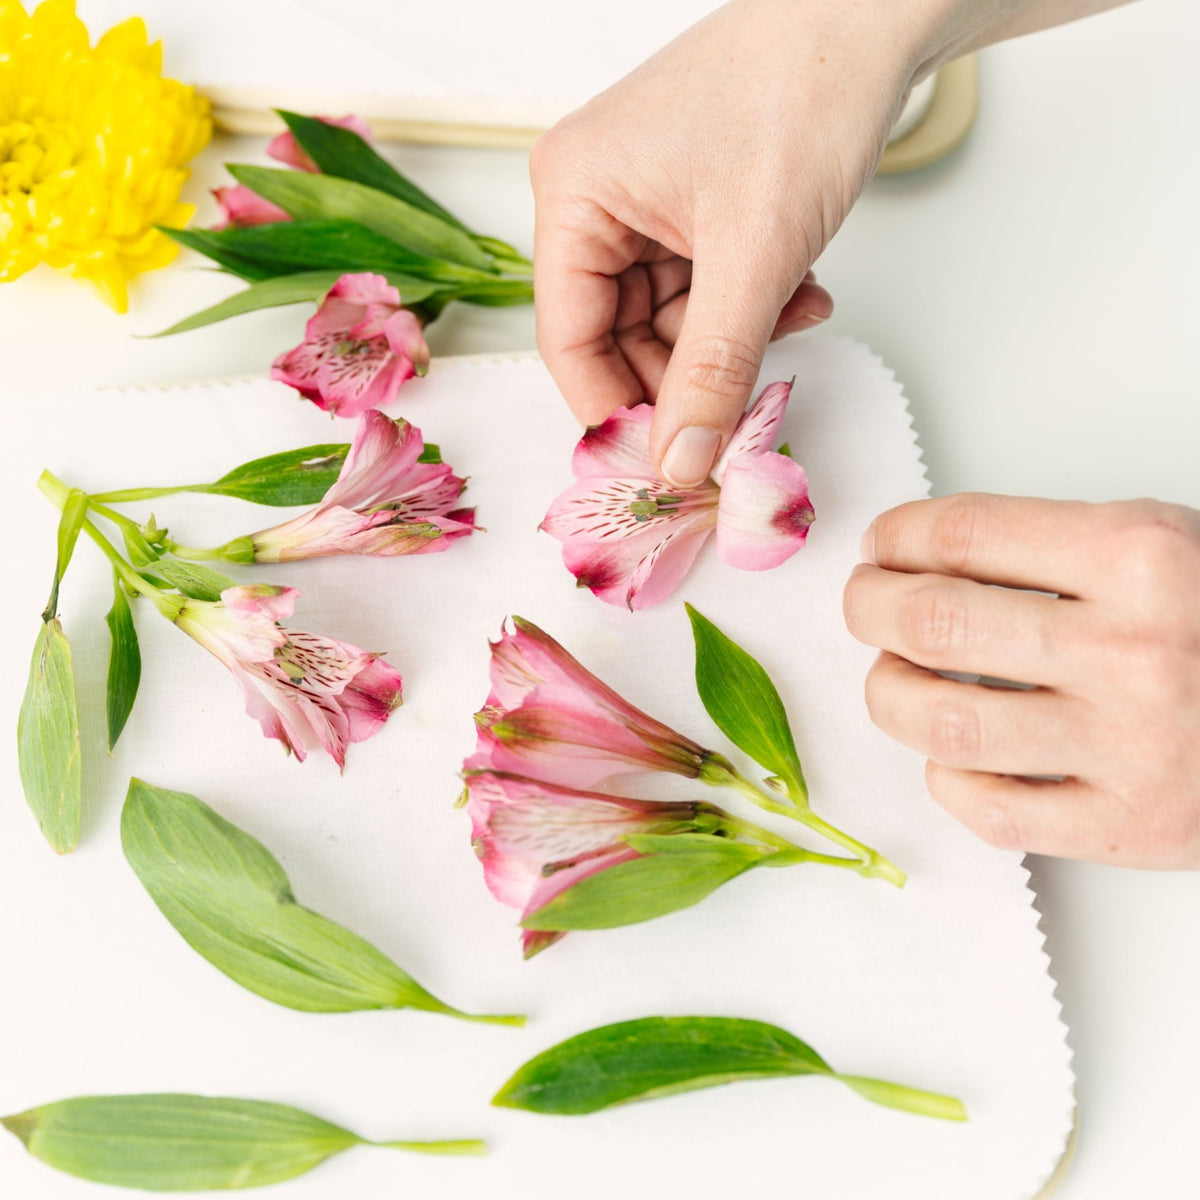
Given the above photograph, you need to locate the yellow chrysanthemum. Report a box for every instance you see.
[0,0,211,311]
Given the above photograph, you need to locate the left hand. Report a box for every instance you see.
[842,493,1200,868]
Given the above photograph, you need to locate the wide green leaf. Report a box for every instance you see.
[493,1016,967,1121]
[521,836,769,932]
[104,576,141,752]
[17,619,81,853]
[227,166,494,272]
[149,561,236,603]
[150,270,443,337]
[277,111,468,232]
[167,220,480,285]
[1,1093,483,1190]
[121,780,521,1024]
[686,603,807,801]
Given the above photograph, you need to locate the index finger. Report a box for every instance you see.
[532,194,648,426]
[862,494,1106,597]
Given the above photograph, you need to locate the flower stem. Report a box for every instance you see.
[88,485,207,503]
[717,814,882,878]
[373,1139,488,1157]
[718,766,906,888]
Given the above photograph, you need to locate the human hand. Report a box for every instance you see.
[843,494,1200,868]
[530,0,953,487]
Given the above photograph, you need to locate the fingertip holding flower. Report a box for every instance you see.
[542,380,813,609]
[271,273,430,417]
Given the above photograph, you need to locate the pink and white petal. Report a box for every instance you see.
[715,451,814,570]
[322,410,423,509]
[541,476,688,545]
[233,671,310,762]
[220,584,299,624]
[712,379,794,483]
[571,405,655,479]
[378,309,430,375]
[622,520,715,610]
[321,348,414,418]
[338,656,404,742]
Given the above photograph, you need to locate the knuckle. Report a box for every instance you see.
[683,336,761,402]
[931,494,990,575]
[902,582,968,659]
[1106,499,1195,588]
[927,699,983,766]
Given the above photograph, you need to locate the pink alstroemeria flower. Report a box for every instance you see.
[540,380,815,610]
[249,410,475,561]
[272,272,430,418]
[267,114,373,173]
[464,616,720,790]
[211,184,291,230]
[464,770,706,957]
[175,583,402,768]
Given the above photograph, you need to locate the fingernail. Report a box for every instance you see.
[662,427,722,488]
[859,523,877,565]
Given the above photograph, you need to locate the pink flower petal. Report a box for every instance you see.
[305,273,401,341]
[211,185,290,230]
[323,410,425,508]
[267,114,374,172]
[380,308,430,376]
[571,405,655,479]
[715,450,815,570]
[712,379,794,483]
[272,330,413,417]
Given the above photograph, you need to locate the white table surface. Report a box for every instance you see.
[1,2,1196,1196]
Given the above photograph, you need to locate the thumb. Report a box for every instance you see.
[650,253,792,487]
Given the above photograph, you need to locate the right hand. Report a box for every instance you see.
[530,0,953,486]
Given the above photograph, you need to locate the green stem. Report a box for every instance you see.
[38,472,182,619]
[836,1075,968,1122]
[373,1139,487,1157]
[715,814,884,879]
[162,539,229,562]
[490,255,534,277]
[719,768,906,888]
[89,485,207,503]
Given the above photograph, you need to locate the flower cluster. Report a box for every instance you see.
[541,381,814,609]
[0,0,211,311]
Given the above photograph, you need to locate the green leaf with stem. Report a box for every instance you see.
[149,270,444,337]
[17,619,82,854]
[1,1093,484,1190]
[277,111,469,233]
[104,574,141,752]
[686,603,807,802]
[493,1016,967,1121]
[166,219,490,286]
[43,487,87,620]
[227,166,494,272]
[121,779,523,1025]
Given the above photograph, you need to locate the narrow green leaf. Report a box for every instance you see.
[227,166,494,272]
[121,780,522,1024]
[441,277,535,307]
[521,838,768,931]
[43,488,88,619]
[201,443,349,506]
[277,111,468,233]
[166,220,481,285]
[150,561,236,602]
[0,1093,485,1190]
[493,1017,832,1114]
[493,1016,967,1121]
[104,576,141,752]
[17,620,81,853]
[150,270,442,337]
[685,603,807,799]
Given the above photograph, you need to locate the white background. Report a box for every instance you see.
[2,1,1198,1196]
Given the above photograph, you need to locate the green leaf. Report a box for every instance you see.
[277,111,468,233]
[150,270,442,337]
[150,561,236,602]
[227,166,495,272]
[493,1017,832,1114]
[686,603,807,800]
[493,1016,968,1121]
[121,780,522,1024]
[43,488,88,620]
[166,220,482,285]
[17,620,81,854]
[521,837,769,931]
[441,277,535,307]
[104,576,141,752]
[0,1093,485,1190]
[201,443,349,506]
[418,443,441,465]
